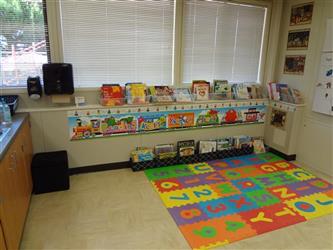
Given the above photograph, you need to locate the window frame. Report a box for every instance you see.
[3,0,273,90]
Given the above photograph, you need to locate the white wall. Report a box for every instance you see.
[275,0,333,175]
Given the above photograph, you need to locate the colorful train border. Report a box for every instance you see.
[67,100,267,140]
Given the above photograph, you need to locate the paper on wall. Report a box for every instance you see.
[323,19,333,52]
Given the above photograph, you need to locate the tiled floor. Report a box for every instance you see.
[21,163,333,250]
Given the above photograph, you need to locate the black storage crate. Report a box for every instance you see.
[31,150,70,194]
[130,145,254,171]
[0,95,19,115]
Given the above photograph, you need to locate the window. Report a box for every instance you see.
[60,0,175,87]
[0,0,50,87]
[182,0,266,84]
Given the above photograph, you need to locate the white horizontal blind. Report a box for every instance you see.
[0,0,49,87]
[60,0,174,87]
[182,0,266,84]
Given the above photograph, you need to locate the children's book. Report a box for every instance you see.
[198,140,217,154]
[213,80,232,99]
[235,83,250,99]
[155,143,177,159]
[173,88,193,102]
[126,83,146,104]
[252,138,266,154]
[150,86,174,103]
[216,137,233,151]
[100,84,124,106]
[177,140,195,157]
[131,147,154,162]
[192,80,210,101]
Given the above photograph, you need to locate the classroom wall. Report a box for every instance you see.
[2,0,283,169]
[275,0,333,175]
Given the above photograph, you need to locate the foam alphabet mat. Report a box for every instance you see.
[144,153,333,249]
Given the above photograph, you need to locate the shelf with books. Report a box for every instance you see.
[130,145,254,171]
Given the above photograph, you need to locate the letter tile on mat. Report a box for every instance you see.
[209,181,241,197]
[187,162,215,174]
[176,172,226,188]
[255,161,297,173]
[284,193,333,220]
[284,178,333,197]
[219,166,265,180]
[145,164,194,181]
[239,203,306,234]
[266,185,299,201]
[168,204,209,225]
[179,214,256,249]
[245,189,280,207]
[284,168,316,181]
[256,152,283,162]
[153,178,184,193]
[207,160,232,171]
[231,178,262,192]
[199,194,259,218]
[159,185,220,208]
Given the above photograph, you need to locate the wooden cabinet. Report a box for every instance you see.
[0,222,7,250]
[0,118,33,250]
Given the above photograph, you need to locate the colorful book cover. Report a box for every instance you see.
[198,140,217,154]
[126,83,146,104]
[213,80,231,99]
[168,112,195,128]
[177,140,195,157]
[152,86,174,103]
[193,83,210,101]
[173,88,192,102]
[100,84,124,106]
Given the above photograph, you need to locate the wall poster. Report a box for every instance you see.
[67,101,267,140]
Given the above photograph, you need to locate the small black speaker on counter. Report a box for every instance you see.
[42,63,74,95]
[27,76,42,100]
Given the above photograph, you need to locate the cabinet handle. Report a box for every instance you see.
[9,151,17,171]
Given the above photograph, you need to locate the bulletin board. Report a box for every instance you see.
[67,100,267,140]
[312,18,333,116]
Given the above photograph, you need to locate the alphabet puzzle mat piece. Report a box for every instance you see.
[284,192,333,220]
[239,203,306,234]
[179,214,256,249]
[145,164,194,181]
[159,184,220,208]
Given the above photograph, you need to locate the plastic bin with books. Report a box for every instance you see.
[211,80,232,100]
[173,88,193,103]
[148,86,174,103]
[100,84,125,106]
[192,80,210,101]
[125,82,148,105]
[267,82,304,104]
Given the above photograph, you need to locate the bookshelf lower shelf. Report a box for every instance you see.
[130,146,254,171]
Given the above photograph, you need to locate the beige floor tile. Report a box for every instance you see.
[21,166,333,250]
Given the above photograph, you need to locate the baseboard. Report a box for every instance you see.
[268,147,296,161]
[69,161,130,175]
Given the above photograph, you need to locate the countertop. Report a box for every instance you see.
[0,113,29,161]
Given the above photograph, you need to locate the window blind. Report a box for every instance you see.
[60,0,174,87]
[0,0,50,87]
[182,0,266,84]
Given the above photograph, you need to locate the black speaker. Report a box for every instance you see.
[27,76,42,100]
[42,63,74,95]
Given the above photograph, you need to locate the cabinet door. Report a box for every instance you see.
[0,148,21,250]
[0,221,7,250]
[20,120,33,194]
